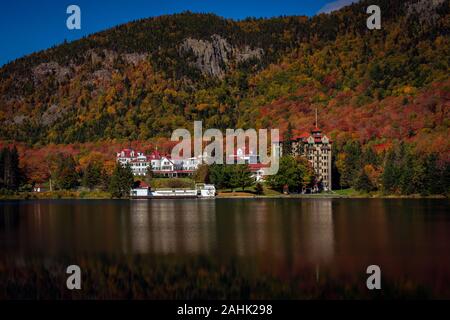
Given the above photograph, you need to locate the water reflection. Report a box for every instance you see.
[1,198,450,284]
[130,200,217,255]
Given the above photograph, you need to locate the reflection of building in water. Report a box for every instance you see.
[128,199,334,274]
[129,201,150,254]
[231,199,334,272]
[234,201,270,257]
[129,200,216,255]
[301,199,334,265]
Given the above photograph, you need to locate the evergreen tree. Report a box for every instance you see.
[232,164,254,191]
[82,162,103,190]
[55,154,79,190]
[109,163,134,198]
[100,167,110,191]
[382,149,399,194]
[209,164,228,189]
[362,146,379,166]
[3,146,21,190]
[399,152,416,195]
[355,168,375,193]
[422,154,444,196]
[339,140,362,188]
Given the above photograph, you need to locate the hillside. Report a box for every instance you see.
[0,0,448,158]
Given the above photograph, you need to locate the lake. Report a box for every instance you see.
[0,198,449,299]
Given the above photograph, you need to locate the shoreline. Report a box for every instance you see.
[0,191,448,201]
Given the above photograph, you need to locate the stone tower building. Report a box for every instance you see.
[291,127,332,191]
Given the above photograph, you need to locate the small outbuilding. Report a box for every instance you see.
[130,181,150,197]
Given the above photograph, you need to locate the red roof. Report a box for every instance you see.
[147,150,162,160]
[152,170,195,174]
[248,163,268,170]
[117,149,133,158]
[136,181,150,188]
[293,132,310,141]
[118,148,146,158]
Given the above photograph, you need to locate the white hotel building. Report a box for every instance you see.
[116,147,266,181]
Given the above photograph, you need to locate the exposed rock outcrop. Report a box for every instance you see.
[32,62,72,84]
[123,53,148,66]
[41,104,68,126]
[180,34,263,78]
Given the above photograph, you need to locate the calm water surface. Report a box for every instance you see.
[1,198,449,294]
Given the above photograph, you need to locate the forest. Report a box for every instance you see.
[0,0,448,196]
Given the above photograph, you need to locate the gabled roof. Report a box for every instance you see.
[133,181,150,189]
[147,150,162,160]
[293,132,310,141]
[117,148,133,158]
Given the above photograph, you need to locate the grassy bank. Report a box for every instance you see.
[0,190,112,200]
[332,188,449,199]
[0,187,447,200]
[217,187,448,199]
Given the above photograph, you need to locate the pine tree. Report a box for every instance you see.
[422,154,443,196]
[109,163,134,198]
[233,164,254,191]
[209,164,228,189]
[362,146,379,166]
[355,169,375,193]
[339,140,362,188]
[382,148,400,194]
[3,146,21,190]
[82,162,102,190]
[399,153,415,195]
[55,154,79,190]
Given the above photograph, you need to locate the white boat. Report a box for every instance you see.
[130,183,216,199]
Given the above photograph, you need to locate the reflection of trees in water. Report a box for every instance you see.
[2,199,450,292]
[0,203,21,229]
[226,199,335,274]
[129,199,336,275]
[129,200,216,255]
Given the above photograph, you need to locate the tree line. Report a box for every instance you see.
[193,164,255,191]
[334,140,449,195]
[0,149,135,198]
[1,142,448,197]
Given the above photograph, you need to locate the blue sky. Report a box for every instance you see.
[0,0,357,66]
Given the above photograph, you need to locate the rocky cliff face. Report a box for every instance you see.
[180,34,263,78]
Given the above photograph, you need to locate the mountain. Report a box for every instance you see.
[0,0,448,158]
